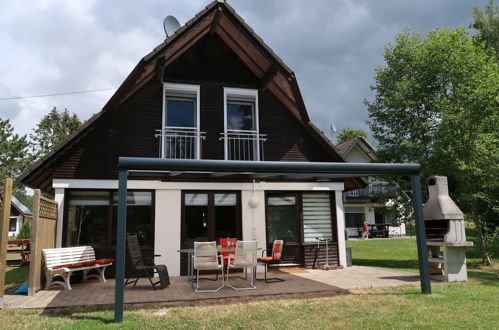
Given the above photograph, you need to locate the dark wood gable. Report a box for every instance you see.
[18,0,362,192]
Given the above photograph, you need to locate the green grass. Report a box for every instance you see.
[1,227,497,329]
[4,266,29,288]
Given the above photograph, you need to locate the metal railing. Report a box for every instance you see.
[219,132,267,161]
[345,184,397,199]
[155,129,206,159]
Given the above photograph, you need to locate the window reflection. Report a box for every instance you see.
[65,190,153,248]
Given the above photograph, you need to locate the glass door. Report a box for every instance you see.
[266,194,301,245]
[182,192,241,248]
[183,193,209,249]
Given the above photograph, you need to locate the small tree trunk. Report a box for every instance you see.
[473,218,492,266]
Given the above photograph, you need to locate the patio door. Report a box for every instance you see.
[265,193,301,259]
[181,191,241,274]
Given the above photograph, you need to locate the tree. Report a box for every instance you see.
[472,0,499,59]
[0,118,35,206]
[366,28,499,265]
[30,107,82,157]
[336,128,369,144]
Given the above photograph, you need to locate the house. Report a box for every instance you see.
[336,136,406,238]
[9,196,32,237]
[17,0,365,276]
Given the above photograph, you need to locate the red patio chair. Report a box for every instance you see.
[219,237,238,265]
[257,240,285,283]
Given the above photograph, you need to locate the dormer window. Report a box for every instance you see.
[222,88,265,161]
[160,83,204,159]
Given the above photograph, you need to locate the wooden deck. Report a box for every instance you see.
[3,266,425,310]
[3,273,344,310]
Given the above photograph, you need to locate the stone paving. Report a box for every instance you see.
[292,266,422,289]
[3,266,423,310]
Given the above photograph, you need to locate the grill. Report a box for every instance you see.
[423,176,466,242]
[423,176,472,282]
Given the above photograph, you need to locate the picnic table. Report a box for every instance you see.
[7,239,31,266]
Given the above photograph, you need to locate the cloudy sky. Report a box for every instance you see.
[0,0,486,141]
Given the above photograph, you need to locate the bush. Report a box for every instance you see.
[17,220,32,239]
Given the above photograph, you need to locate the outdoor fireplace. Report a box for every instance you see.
[423,176,473,282]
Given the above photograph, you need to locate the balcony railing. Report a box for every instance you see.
[219,132,267,161]
[345,184,397,199]
[155,129,206,159]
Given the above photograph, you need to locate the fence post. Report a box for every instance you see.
[28,189,41,296]
[0,178,13,308]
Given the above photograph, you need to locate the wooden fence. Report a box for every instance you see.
[0,178,13,308]
[28,189,58,296]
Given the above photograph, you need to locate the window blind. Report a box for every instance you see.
[302,193,333,242]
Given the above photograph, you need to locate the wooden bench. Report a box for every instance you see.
[42,246,114,290]
[7,239,31,266]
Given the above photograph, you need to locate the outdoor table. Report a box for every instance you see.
[177,247,261,288]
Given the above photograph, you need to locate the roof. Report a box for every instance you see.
[336,136,376,161]
[11,196,32,217]
[18,0,364,191]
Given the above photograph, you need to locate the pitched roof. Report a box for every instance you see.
[336,136,376,161]
[11,196,32,217]
[18,0,363,190]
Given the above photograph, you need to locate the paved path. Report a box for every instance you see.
[292,266,421,289]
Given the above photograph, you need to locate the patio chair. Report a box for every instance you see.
[226,240,257,290]
[257,240,285,283]
[193,241,224,292]
[219,237,238,275]
[125,233,170,290]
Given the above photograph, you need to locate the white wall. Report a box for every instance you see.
[365,204,375,224]
[335,190,347,267]
[155,189,182,277]
[54,188,65,248]
[345,145,373,163]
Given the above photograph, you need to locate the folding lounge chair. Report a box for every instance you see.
[125,233,170,290]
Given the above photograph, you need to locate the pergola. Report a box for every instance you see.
[113,157,432,322]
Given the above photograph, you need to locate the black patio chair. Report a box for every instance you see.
[125,233,170,290]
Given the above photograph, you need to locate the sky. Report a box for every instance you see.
[0,0,486,141]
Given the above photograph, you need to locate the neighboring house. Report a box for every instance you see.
[9,196,32,237]
[18,1,364,276]
[336,136,406,238]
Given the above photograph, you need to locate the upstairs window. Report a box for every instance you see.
[161,83,203,159]
[223,88,264,161]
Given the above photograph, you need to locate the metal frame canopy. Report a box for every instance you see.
[114,157,431,322]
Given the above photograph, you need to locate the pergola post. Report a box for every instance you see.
[410,174,431,294]
[114,169,128,323]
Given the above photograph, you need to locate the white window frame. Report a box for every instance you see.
[223,87,260,161]
[162,83,201,159]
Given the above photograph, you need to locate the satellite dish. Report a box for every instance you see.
[163,15,181,37]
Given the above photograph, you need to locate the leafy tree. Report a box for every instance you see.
[366,28,499,265]
[336,128,369,144]
[0,118,34,207]
[17,220,32,239]
[472,0,499,59]
[30,107,82,157]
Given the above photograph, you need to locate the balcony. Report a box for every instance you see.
[155,129,206,159]
[219,132,267,161]
[344,184,397,200]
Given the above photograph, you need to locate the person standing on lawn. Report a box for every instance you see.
[362,221,369,239]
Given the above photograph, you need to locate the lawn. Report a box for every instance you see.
[1,227,497,329]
